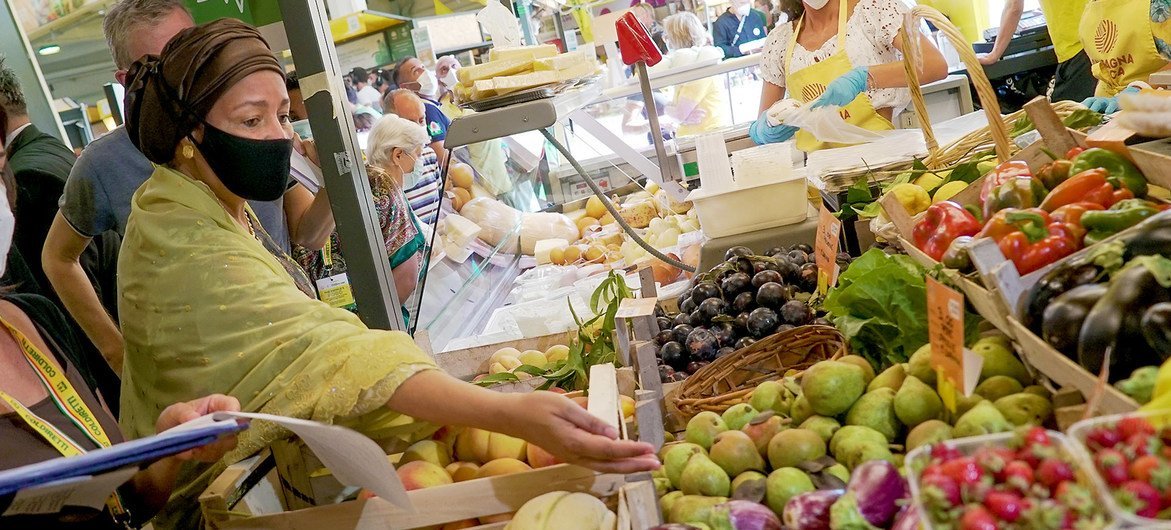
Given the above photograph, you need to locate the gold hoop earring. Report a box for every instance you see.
[182,143,194,159]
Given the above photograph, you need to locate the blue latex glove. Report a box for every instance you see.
[749,112,797,144]
[810,66,869,109]
[1082,86,1140,114]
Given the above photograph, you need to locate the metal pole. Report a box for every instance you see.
[636,61,673,187]
[277,0,405,331]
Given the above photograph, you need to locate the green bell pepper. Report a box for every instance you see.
[1069,148,1148,198]
[984,176,1048,220]
[1080,199,1162,245]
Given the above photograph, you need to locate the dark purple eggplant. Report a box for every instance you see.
[1041,283,1109,359]
[1079,263,1171,380]
[1142,302,1171,360]
[1023,261,1103,332]
[783,489,843,530]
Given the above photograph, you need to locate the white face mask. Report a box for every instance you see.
[0,180,13,278]
[440,68,458,89]
[398,150,426,189]
[804,0,830,10]
[416,70,438,97]
[735,4,750,16]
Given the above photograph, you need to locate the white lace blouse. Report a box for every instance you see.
[760,0,913,112]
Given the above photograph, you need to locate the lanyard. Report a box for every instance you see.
[322,238,334,269]
[0,317,130,525]
[732,12,748,46]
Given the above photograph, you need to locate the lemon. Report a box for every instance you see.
[888,183,932,215]
[932,181,968,203]
[914,171,946,192]
[585,196,607,219]
[976,160,997,177]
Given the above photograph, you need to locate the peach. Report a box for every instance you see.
[432,425,463,449]
[476,458,532,478]
[401,440,453,468]
[445,462,480,482]
[483,432,527,462]
[526,444,561,469]
[571,396,589,409]
[620,395,636,419]
[454,428,488,463]
[396,461,452,491]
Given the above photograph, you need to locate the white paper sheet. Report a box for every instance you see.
[3,467,137,516]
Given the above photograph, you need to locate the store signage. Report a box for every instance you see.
[814,204,841,295]
[926,276,981,411]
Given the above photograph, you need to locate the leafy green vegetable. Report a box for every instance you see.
[824,249,979,367]
[1009,109,1103,138]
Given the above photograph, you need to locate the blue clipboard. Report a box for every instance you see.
[0,420,246,497]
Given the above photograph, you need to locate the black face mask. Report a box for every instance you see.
[194,122,292,202]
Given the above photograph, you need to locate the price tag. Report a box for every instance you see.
[316,273,357,310]
[616,297,658,319]
[926,277,982,411]
[814,204,842,295]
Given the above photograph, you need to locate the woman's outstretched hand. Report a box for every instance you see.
[505,391,660,474]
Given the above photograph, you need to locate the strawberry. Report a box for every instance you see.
[1055,482,1097,518]
[1036,458,1075,491]
[984,490,1025,522]
[1129,454,1162,482]
[1002,460,1035,492]
[1125,432,1162,459]
[1022,426,1053,448]
[1094,449,1130,486]
[941,457,985,486]
[932,443,963,463]
[920,473,962,508]
[960,505,998,530]
[1118,417,1156,440]
[1084,427,1123,451]
[975,447,1009,477]
[1116,480,1161,518]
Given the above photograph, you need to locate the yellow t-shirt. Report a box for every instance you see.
[1039,0,1088,63]
[916,0,990,44]
[674,77,731,138]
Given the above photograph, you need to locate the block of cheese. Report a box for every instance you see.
[533,52,592,71]
[534,238,569,265]
[489,44,558,63]
[554,60,598,82]
[472,80,497,100]
[490,70,559,96]
[457,57,534,87]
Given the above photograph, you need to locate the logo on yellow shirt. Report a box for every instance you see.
[801,83,827,102]
[1094,19,1119,54]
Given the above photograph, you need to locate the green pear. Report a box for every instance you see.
[799,416,841,443]
[838,440,894,471]
[663,443,706,490]
[1023,385,1053,399]
[868,364,908,393]
[829,425,887,458]
[731,470,768,501]
[685,411,728,450]
[801,361,866,416]
[893,376,943,428]
[767,428,826,470]
[654,477,672,496]
[789,395,814,425]
[906,344,936,385]
[972,339,1031,385]
[845,387,902,442]
[974,375,1024,402]
[668,495,727,525]
[905,419,953,451]
[994,393,1053,426]
[952,400,1012,438]
[710,431,766,477]
[722,403,760,431]
[679,455,731,497]
[838,355,876,386]
[660,490,684,520]
[953,393,984,419]
[825,463,850,484]
[741,413,786,456]
[750,380,790,416]
[765,468,815,516]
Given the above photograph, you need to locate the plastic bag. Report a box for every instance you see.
[780,105,885,145]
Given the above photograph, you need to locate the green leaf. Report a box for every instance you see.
[514,364,547,376]
[846,178,874,205]
[1064,108,1104,130]
[912,158,929,173]
[946,161,980,185]
[857,201,884,219]
[833,204,859,222]
[1010,115,1035,137]
[475,373,520,386]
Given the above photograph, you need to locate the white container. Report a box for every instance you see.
[1068,410,1171,529]
[686,168,808,238]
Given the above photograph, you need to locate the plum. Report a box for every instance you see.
[798,263,819,292]
[716,346,736,359]
[686,361,704,374]
[788,250,809,265]
[752,270,783,288]
[679,297,697,315]
[655,329,675,346]
[672,324,694,345]
[793,243,813,254]
[691,282,722,304]
[781,300,814,325]
[699,297,728,321]
[661,341,687,370]
[775,260,800,284]
[689,310,707,327]
[734,312,751,333]
[732,292,756,314]
[747,308,779,338]
[686,328,720,360]
[721,272,752,296]
[730,256,755,275]
[725,246,754,261]
[657,316,673,331]
[734,337,757,350]
[672,313,691,328]
[765,246,785,257]
[775,324,796,334]
[756,282,789,309]
[710,322,736,348]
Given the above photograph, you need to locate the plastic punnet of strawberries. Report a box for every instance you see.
[916,426,1110,530]
[1081,415,1171,521]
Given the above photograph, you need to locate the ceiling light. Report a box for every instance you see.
[38,44,61,56]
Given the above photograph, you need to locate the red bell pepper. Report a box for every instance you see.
[980,161,1032,204]
[984,176,1048,219]
[913,201,983,262]
[1050,202,1104,242]
[994,210,1082,274]
[1040,169,1115,211]
[1066,146,1086,159]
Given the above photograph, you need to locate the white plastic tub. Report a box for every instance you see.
[1068,410,1171,529]
[686,168,808,238]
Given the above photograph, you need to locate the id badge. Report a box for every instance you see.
[316,273,357,310]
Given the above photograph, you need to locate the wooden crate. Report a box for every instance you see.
[1008,319,1138,415]
[436,331,576,382]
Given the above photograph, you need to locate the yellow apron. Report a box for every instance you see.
[785,0,894,152]
[1080,0,1165,96]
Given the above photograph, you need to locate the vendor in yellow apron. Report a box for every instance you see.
[1079,0,1166,97]
[785,0,895,152]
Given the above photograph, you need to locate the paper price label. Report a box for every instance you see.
[814,205,842,295]
[316,273,356,309]
[926,277,982,411]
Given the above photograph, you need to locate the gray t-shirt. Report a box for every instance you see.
[59,126,291,251]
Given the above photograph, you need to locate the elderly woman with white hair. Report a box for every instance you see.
[294,114,428,309]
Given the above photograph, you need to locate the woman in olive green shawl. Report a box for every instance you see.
[118,18,657,529]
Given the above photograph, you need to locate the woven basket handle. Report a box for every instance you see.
[901,6,1012,167]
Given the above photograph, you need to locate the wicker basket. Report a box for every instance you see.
[673,325,847,418]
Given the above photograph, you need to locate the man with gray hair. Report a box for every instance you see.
[44,0,334,376]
